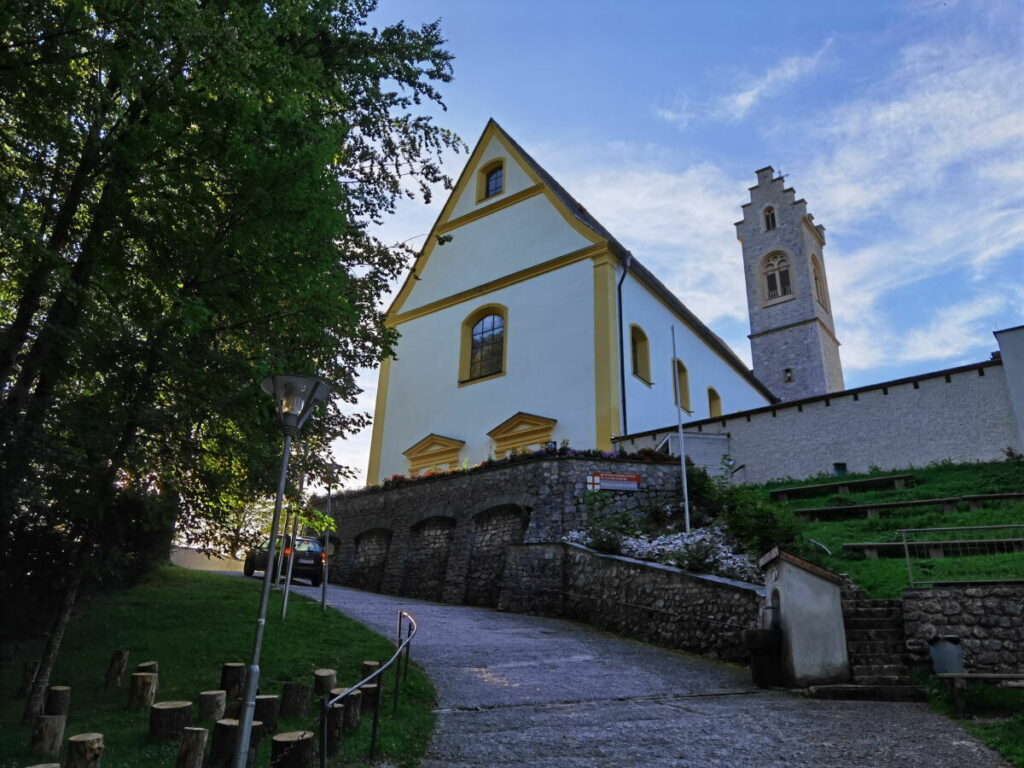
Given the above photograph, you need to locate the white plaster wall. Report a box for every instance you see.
[765,560,848,686]
[378,259,596,479]
[619,272,771,436]
[403,194,593,313]
[449,136,535,220]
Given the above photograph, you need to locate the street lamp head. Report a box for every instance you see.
[260,374,330,437]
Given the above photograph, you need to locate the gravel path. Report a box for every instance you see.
[277,580,1007,768]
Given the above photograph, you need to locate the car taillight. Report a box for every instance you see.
[321,552,327,564]
[284,547,292,556]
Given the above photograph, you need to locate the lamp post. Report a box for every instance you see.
[233,375,329,768]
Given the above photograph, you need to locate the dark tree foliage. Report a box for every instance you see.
[0,0,461,717]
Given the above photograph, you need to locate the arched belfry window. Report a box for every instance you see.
[764,206,777,231]
[630,325,651,383]
[812,255,829,310]
[673,359,691,413]
[763,252,792,301]
[460,305,507,384]
[708,387,722,418]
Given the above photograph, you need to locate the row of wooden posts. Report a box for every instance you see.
[25,651,383,768]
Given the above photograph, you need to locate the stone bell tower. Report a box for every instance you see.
[735,167,843,401]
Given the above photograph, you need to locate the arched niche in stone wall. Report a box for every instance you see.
[464,504,531,607]
[401,516,457,602]
[351,528,392,593]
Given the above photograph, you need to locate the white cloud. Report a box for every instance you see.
[716,39,832,121]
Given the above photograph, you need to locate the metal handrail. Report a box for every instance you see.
[318,610,417,766]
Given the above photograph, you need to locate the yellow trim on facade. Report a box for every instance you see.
[437,184,544,234]
[365,356,393,486]
[403,433,466,475]
[487,412,557,455]
[592,250,621,450]
[387,243,606,327]
[458,303,508,386]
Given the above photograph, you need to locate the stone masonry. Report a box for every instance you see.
[499,542,763,661]
[903,583,1024,673]
[323,456,683,606]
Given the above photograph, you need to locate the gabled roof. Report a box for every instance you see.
[391,118,776,403]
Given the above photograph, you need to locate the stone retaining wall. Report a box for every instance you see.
[903,583,1024,673]
[499,542,763,661]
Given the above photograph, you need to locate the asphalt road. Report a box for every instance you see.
[269,578,1007,768]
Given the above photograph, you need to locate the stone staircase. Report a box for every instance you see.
[807,586,926,701]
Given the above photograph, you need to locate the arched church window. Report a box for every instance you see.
[630,325,651,383]
[763,253,791,301]
[812,255,828,310]
[708,387,722,418]
[673,358,691,413]
[764,206,777,231]
[459,304,507,384]
[479,160,505,200]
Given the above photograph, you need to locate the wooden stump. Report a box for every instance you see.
[18,660,39,698]
[360,660,380,680]
[128,672,159,709]
[325,702,344,756]
[342,689,361,729]
[313,668,336,696]
[29,714,65,756]
[210,718,263,768]
[104,650,129,688]
[360,683,379,711]
[219,663,246,701]
[136,660,159,674]
[149,700,193,741]
[279,682,311,718]
[175,726,208,768]
[25,763,61,767]
[66,732,104,768]
[198,690,227,723]
[254,694,280,734]
[44,685,71,716]
[270,730,314,768]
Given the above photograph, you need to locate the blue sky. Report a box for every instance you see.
[334,0,1023,484]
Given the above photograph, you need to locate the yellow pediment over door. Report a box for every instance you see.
[403,433,465,475]
[487,412,557,455]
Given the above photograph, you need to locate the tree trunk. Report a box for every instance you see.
[22,566,83,724]
[66,732,104,767]
[313,668,336,695]
[104,651,129,688]
[17,660,38,698]
[149,700,193,741]
[29,713,65,756]
[254,694,280,734]
[279,682,310,718]
[325,702,344,757]
[198,689,226,723]
[128,672,159,709]
[136,660,159,674]
[175,726,208,768]
[44,685,70,715]
[210,718,263,768]
[270,730,314,768]
[342,689,362,730]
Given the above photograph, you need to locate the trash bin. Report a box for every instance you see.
[743,628,783,688]
[928,635,964,674]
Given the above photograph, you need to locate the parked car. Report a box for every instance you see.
[243,535,325,587]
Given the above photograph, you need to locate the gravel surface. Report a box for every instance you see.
[274,579,1007,768]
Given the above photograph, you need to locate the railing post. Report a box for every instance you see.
[369,660,382,760]
[319,696,328,768]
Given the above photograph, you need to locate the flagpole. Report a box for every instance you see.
[671,325,691,532]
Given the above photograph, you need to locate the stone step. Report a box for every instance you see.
[844,617,903,630]
[845,628,903,642]
[852,663,908,678]
[806,684,927,702]
[843,606,903,620]
[848,653,906,667]
[853,674,914,686]
[847,639,903,655]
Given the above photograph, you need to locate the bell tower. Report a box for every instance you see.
[735,167,843,401]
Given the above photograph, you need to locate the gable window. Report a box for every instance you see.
[478,160,505,201]
[764,206,777,231]
[708,387,722,418]
[459,304,507,385]
[763,252,792,301]
[673,358,691,413]
[630,325,651,383]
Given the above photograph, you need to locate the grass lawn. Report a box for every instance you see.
[921,675,1024,768]
[0,565,435,767]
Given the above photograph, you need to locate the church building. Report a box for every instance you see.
[366,120,845,484]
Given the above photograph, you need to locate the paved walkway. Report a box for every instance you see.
[280,580,1006,768]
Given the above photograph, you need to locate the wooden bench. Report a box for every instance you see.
[935,672,1024,712]
[797,497,960,522]
[770,474,915,502]
[962,492,1024,511]
[842,538,1024,559]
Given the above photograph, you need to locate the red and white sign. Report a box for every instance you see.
[585,472,641,492]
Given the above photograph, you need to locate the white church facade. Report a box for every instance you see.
[367,120,1024,486]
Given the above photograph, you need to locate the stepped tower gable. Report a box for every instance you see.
[735,166,844,400]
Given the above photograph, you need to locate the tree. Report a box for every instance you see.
[0,0,461,721]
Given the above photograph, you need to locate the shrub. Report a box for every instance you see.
[719,486,801,556]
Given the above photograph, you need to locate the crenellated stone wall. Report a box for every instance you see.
[902,583,1024,673]
[499,542,763,661]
